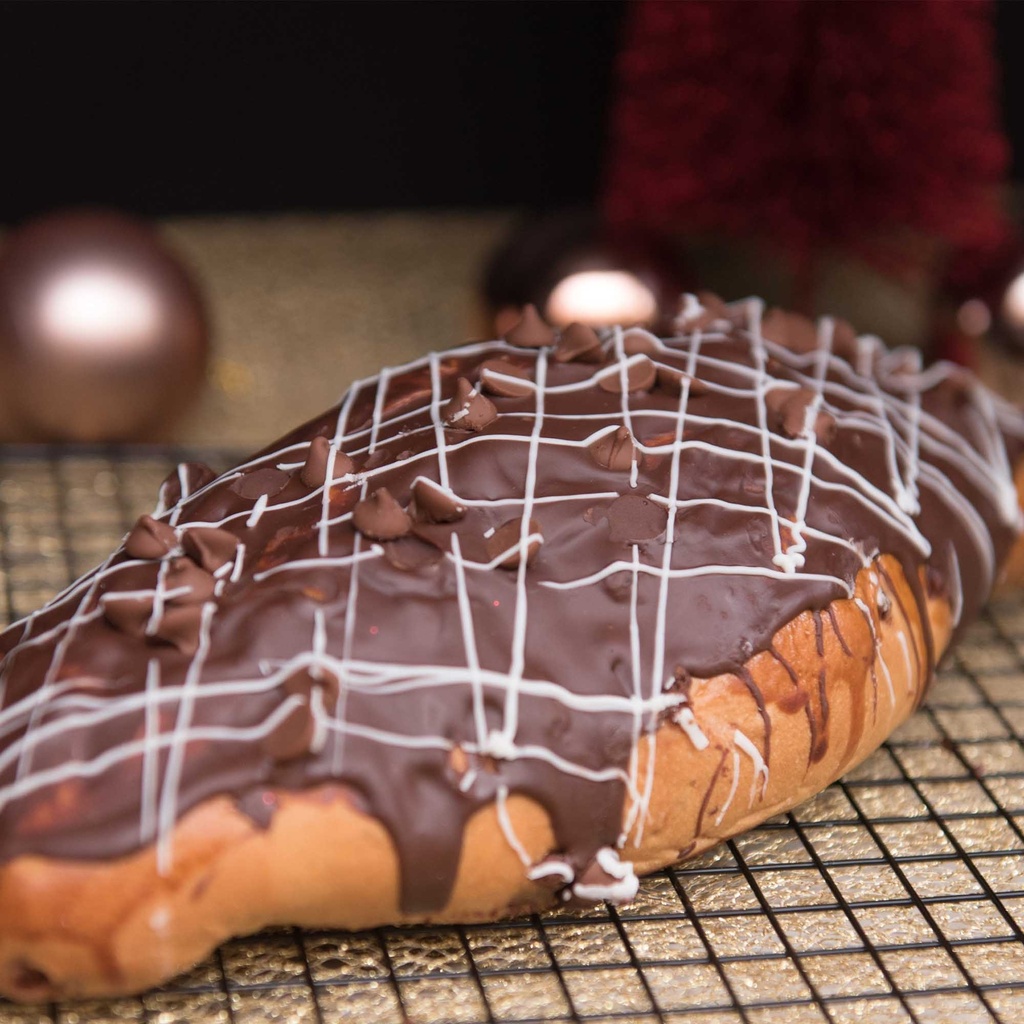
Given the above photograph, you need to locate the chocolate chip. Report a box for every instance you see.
[831,318,859,362]
[765,387,836,444]
[165,557,216,605]
[503,303,556,349]
[231,467,291,501]
[152,605,204,655]
[621,328,660,356]
[606,494,669,543]
[487,517,542,569]
[589,426,639,472]
[478,359,534,398]
[764,309,860,362]
[674,291,735,332]
[598,356,657,394]
[301,436,354,489]
[411,478,466,523]
[553,322,603,363]
[102,593,154,637]
[667,665,692,696]
[383,536,445,572]
[182,527,240,574]
[283,666,340,710]
[352,487,412,540]
[235,789,277,829]
[159,462,216,509]
[262,700,316,762]
[364,449,392,472]
[125,515,178,560]
[443,378,497,431]
[761,308,818,353]
[656,365,709,397]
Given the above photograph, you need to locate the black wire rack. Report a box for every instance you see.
[0,445,1022,1024]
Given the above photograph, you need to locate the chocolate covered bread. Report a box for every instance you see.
[0,296,1021,1001]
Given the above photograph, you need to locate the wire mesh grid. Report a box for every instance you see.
[0,445,1021,1024]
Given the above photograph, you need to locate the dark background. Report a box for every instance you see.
[2,0,1022,224]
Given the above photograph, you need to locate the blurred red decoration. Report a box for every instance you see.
[0,210,208,442]
[603,0,1010,309]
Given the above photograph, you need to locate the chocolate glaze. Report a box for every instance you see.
[0,298,1021,913]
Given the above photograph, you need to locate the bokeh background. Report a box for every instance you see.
[1,0,1022,447]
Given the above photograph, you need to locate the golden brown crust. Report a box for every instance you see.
[0,555,955,1001]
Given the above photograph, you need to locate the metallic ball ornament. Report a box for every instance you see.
[0,210,209,441]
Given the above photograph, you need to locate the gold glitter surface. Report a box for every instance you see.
[0,448,1023,1024]
[162,213,513,450]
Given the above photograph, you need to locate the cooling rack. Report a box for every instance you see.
[0,445,1021,1024]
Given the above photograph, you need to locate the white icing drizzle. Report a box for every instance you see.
[156,601,216,873]
[715,749,742,828]
[672,705,710,751]
[495,783,531,868]
[139,658,162,844]
[733,727,770,804]
[571,847,639,905]
[527,857,574,885]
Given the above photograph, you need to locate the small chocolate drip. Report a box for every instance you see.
[125,515,178,560]
[668,664,692,696]
[695,749,729,838]
[825,606,853,657]
[503,303,556,349]
[352,488,413,541]
[736,666,771,764]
